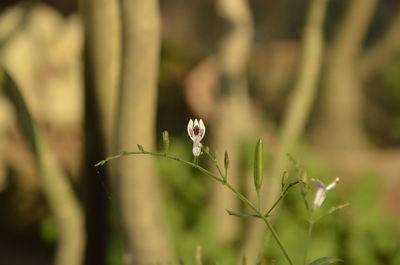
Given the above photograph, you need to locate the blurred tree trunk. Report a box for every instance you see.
[80,0,120,264]
[2,69,85,265]
[36,128,86,265]
[359,10,400,82]
[80,0,119,151]
[312,0,378,150]
[211,0,254,244]
[114,0,173,264]
[240,0,329,263]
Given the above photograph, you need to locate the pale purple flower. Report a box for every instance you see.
[187,119,206,156]
[311,177,340,209]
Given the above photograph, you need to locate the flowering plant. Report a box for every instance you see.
[95,119,346,265]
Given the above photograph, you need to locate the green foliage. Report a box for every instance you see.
[98,137,400,265]
[308,257,343,265]
[264,167,400,265]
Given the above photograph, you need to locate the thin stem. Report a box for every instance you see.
[303,221,314,265]
[95,151,224,183]
[95,150,294,265]
[202,147,225,180]
[266,193,284,216]
[223,181,293,265]
[266,181,303,216]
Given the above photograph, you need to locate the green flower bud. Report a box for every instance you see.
[253,139,263,192]
[224,150,229,171]
[162,130,169,153]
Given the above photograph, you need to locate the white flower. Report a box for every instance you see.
[311,177,340,209]
[187,119,206,156]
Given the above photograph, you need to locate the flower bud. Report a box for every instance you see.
[162,130,169,153]
[224,150,229,171]
[253,139,263,192]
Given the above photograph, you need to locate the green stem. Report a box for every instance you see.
[303,221,314,265]
[95,150,294,265]
[266,193,284,216]
[223,181,294,265]
[266,181,303,216]
[202,147,225,180]
[193,155,199,165]
[257,191,261,211]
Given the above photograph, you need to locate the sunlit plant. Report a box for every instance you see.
[95,119,346,265]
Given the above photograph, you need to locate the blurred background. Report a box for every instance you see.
[0,0,400,264]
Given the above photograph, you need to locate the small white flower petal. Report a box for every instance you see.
[311,178,326,190]
[199,119,205,131]
[326,177,340,191]
[198,119,206,141]
[187,119,195,140]
[311,177,339,209]
[313,188,327,209]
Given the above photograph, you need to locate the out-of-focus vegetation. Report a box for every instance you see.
[1,0,400,265]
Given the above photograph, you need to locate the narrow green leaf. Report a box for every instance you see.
[328,203,350,214]
[137,144,144,152]
[253,139,263,192]
[226,209,261,219]
[308,256,343,265]
[226,209,273,219]
[94,160,105,167]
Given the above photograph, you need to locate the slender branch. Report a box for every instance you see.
[202,147,226,181]
[96,151,223,183]
[266,181,303,216]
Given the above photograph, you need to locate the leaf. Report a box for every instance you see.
[226,209,273,219]
[308,256,343,265]
[226,209,261,219]
[328,203,350,214]
[94,160,105,167]
[137,144,144,152]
